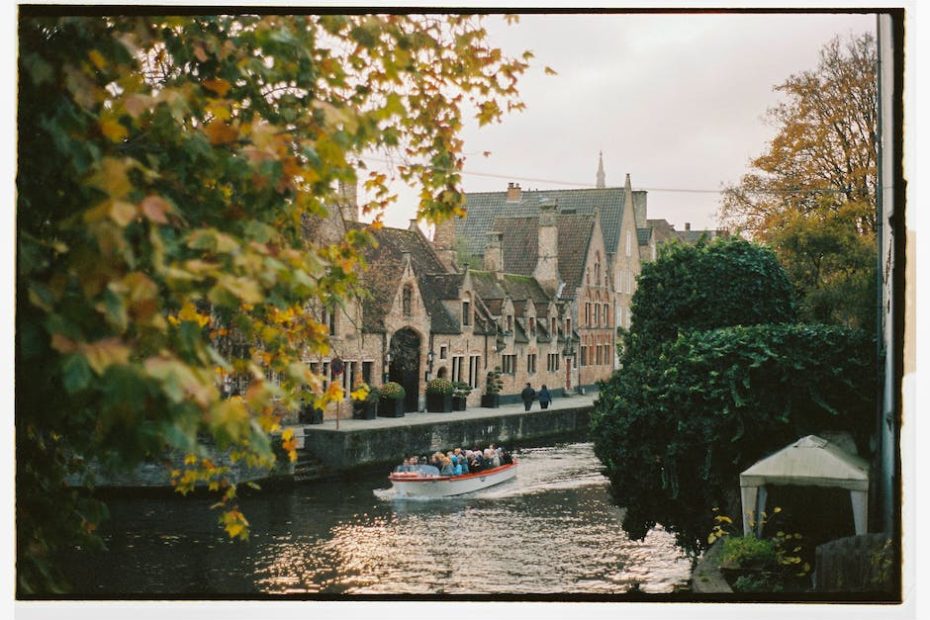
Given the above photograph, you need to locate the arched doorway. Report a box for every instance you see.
[388,327,421,412]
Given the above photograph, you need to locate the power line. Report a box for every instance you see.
[362,154,858,196]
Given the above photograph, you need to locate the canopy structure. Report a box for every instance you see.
[739,435,870,537]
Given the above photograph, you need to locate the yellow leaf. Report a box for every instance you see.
[100,116,128,143]
[88,157,134,199]
[205,119,238,145]
[109,200,138,227]
[184,453,198,465]
[80,338,130,375]
[203,78,231,97]
[88,49,107,70]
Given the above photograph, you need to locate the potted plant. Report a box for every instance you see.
[426,378,454,413]
[481,367,503,408]
[352,384,379,420]
[298,398,324,424]
[378,381,406,418]
[452,381,471,411]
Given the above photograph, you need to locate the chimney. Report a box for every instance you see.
[506,182,522,203]
[409,219,420,233]
[483,231,504,277]
[338,178,358,223]
[685,222,691,231]
[533,200,559,295]
[431,215,458,273]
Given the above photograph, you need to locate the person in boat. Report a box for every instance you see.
[439,455,455,476]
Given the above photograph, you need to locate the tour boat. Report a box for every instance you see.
[389,461,518,498]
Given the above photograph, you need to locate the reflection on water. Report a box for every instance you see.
[66,443,691,596]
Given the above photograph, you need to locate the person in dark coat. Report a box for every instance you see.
[521,383,536,412]
[538,384,552,409]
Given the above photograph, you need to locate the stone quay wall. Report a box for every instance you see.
[298,404,592,471]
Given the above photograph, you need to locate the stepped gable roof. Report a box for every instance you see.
[491,215,538,276]
[462,186,645,260]
[556,213,596,298]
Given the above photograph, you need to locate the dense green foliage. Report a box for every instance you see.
[626,238,797,355]
[592,323,875,550]
[426,378,454,395]
[17,13,531,593]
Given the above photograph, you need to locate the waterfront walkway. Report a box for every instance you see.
[298,391,598,434]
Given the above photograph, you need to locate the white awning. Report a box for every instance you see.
[739,435,870,536]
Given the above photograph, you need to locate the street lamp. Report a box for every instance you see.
[383,351,391,384]
[426,349,434,382]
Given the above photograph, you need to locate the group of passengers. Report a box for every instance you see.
[395,445,512,476]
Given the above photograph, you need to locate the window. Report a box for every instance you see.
[469,355,481,388]
[595,345,602,365]
[529,317,536,336]
[547,353,560,372]
[585,303,591,326]
[551,317,557,336]
[626,230,632,256]
[617,306,623,329]
[439,345,448,360]
[580,346,587,367]
[507,315,513,332]
[362,361,373,385]
[594,304,600,327]
[402,285,412,316]
[502,354,517,375]
[604,304,610,327]
[462,296,471,326]
[322,307,337,335]
[566,318,572,335]
[452,355,464,382]
[527,353,537,375]
[594,254,601,286]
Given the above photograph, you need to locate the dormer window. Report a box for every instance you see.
[507,315,513,332]
[529,317,536,336]
[462,293,471,327]
[402,285,412,316]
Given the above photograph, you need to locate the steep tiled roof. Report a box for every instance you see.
[491,216,538,276]
[556,213,595,298]
[357,224,457,333]
[646,218,727,246]
[419,273,465,334]
[637,227,653,246]
[461,186,646,259]
[468,271,552,318]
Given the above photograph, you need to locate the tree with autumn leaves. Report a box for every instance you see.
[17,14,534,593]
[720,32,877,330]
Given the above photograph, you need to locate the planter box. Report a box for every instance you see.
[481,394,500,408]
[352,401,378,420]
[378,397,405,418]
[426,393,453,413]
[299,407,324,425]
[452,396,468,411]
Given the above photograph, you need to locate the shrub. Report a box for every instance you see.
[485,368,504,395]
[591,323,875,550]
[452,381,472,397]
[364,386,380,403]
[425,378,453,396]
[380,382,406,400]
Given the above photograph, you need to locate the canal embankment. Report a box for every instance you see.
[295,392,596,472]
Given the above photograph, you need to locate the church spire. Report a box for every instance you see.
[596,151,606,188]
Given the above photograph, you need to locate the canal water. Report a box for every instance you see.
[65,442,692,596]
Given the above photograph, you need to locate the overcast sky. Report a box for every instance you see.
[366,11,875,233]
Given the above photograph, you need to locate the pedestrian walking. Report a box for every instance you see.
[521,382,536,412]
[538,384,551,409]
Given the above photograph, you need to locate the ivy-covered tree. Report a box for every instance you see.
[593,237,875,551]
[625,237,797,356]
[17,13,532,593]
